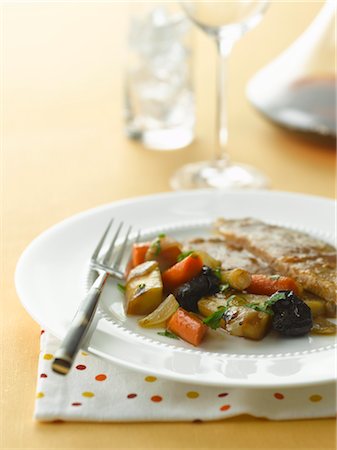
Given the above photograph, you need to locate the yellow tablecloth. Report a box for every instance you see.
[2,1,336,448]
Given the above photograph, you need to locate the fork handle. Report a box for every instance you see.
[52,272,108,375]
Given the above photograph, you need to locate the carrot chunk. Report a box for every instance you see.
[132,242,150,267]
[167,307,207,346]
[247,274,301,296]
[161,254,203,292]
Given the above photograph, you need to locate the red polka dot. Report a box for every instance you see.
[40,373,48,378]
[127,393,137,399]
[95,374,107,381]
[220,404,231,411]
[71,402,82,406]
[274,392,284,400]
[40,330,45,335]
[218,392,228,398]
[151,395,163,402]
[76,364,86,371]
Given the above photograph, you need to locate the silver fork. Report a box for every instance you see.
[52,219,133,375]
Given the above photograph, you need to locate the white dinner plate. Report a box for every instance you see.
[15,189,336,388]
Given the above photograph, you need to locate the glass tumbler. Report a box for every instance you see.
[124,4,195,151]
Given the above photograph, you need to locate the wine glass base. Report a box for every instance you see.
[170,161,270,190]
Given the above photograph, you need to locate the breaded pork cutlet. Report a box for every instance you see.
[214,218,336,304]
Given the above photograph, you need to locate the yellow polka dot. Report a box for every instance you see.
[43,353,53,360]
[82,391,95,398]
[310,394,322,402]
[145,376,157,382]
[81,351,88,356]
[36,392,44,398]
[186,391,199,399]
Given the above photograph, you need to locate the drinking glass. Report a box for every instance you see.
[170,0,270,190]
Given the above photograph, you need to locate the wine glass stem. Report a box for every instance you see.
[215,37,236,166]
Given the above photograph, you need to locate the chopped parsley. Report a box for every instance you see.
[202,295,239,330]
[246,291,286,315]
[213,267,222,280]
[203,306,228,330]
[157,330,179,340]
[177,250,195,262]
[135,283,146,295]
[117,283,126,294]
[270,274,281,280]
[219,283,230,293]
[151,234,165,256]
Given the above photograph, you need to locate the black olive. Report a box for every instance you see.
[173,265,220,312]
[271,290,313,337]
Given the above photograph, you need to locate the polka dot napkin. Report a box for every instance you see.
[35,331,336,422]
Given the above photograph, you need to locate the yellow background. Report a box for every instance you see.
[2,1,336,449]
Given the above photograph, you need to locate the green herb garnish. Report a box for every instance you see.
[219,283,230,293]
[213,267,222,280]
[151,235,164,256]
[203,306,228,330]
[270,274,281,280]
[202,295,238,330]
[157,330,179,339]
[246,291,286,315]
[135,283,146,295]
[177,250,195,262]
[117,283,126,294]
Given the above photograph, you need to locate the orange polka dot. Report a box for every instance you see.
[310,394,322,402]
[186,391,199,399]
[274,393,284,400]
[220,404,231,411]
[95,374,107,381]
[82,391,95,398]
[43,353,53,360]
[36,392,44,399]
[145,376,157,382]
[151,395,163,402]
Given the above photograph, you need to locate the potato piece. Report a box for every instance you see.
[125,261,163,315]
[224,306,272,340]
[303,298,326,318]
[193,250,221,269]
[198,294,271,340]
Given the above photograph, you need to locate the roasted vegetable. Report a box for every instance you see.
[125,261,163,315]
[138,294,179,328]
[221,268,252,290]
[247,274,301,296]
[270,291,313,336]
[132,242,150,267]
[192,250,221,269]
[311,317,337,335]
[167,307,208,346]
[198,294,272,340]
[174,266,220,313]
[162,254,204,293]
[145,234,182,271]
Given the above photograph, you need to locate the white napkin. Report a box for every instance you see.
[35,331,336,422]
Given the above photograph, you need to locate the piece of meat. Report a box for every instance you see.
[215,218,337,304]
[184,237,273,274]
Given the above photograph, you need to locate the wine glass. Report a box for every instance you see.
[170,0,270,190]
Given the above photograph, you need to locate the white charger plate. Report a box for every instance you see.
[15,189,337,387]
